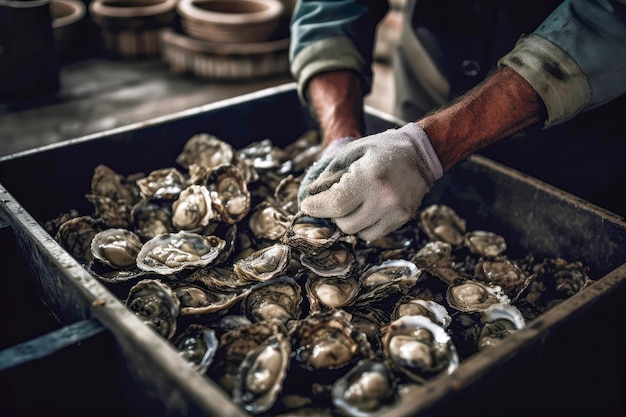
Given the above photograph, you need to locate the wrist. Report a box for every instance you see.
[398,123,443,182]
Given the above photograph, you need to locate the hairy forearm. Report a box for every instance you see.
[417,67,547,171]
[306,71,366,147]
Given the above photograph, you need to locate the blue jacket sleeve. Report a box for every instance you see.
[499,0,626,126]
[289,0,389,104]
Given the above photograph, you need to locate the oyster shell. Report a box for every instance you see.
[305,274,360,312]
[331,359,397,417]
[243,276,302,323]
[90,164,140,207]
[176,133,235,170]
[211,320,285,394]
[175,324,219,373]
[300,238,356,278]
[130,199,174,240]
[446,279,510,313]
[172,281,252,315]
[464,230,507,257]
[55,215,101,264]
[136,231,225,275]
[281,213,343,255]
[171,184,215,232]
[233,332,292,414]
[126,279,180,339]
[419,204,466,247]
[382,315,459,383]
[391,297,452,329]
[136,167,187,201]
[90,228,143,269]
[354,259,421,306]
[233,244,291,282]
[273,174,300,215]
[477,303,525,351]
[207,164,251,224]
[290,310,372,372]
[248,201,292,241]
[474,257,532,301]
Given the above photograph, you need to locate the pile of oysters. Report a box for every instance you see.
[45,131,594,417]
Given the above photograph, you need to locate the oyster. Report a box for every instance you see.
[233,244,291,282]
[90,164,140,206]
[175,324,219,373]
[136,167,187,201]
[477,303,525,351]
[55,215,100,264]
[290,310,372,372]
[446,279,510,313]
[464,230,507,257]
[210,320,284,394]
[126,279,180,339]
[273,174,300,215]
[176,133,235,170]
[136,231,225,275]
[233,332,292,414]
[207,164,251,224]
[281,213,343,255]
[419,204,466,247]
[331,359,397,417]
[243,276,302,323]
[238,138,285,170]
[248,201,292,241]
[90,228,143,269]
[391,297,452,329]
[172,281,251,315]
[410,241,460,285]
[85,193,131,228]
[524,257,591,312]
[474,257,533,301]
[300,238,356,278]
[130,199,174,239]
[305,274,360,312]
[354,259,421,305]
[382,315,459,383]
[171,184,215,232]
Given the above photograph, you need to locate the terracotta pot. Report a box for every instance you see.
[89,0,177,58]
[50,0,86,59]
[177,0,284,43]
[160,28,289,79]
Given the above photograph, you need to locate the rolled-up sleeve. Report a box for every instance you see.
[499,0,626,127]
[289,0,389,104]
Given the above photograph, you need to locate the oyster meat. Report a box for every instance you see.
[126,279,180,339]
[136,231,225,275]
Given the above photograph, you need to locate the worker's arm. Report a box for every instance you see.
[419,66,545,171]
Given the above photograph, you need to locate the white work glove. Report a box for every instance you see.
[297,137,357,204]
[300,123,443,241]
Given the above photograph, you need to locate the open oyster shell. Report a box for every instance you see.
[243,276,302,323]
[136,231,225,275]
[125,279,180,339]
[233,331,292,415]
[233,243,291,282]
[331,359,398,417]
[446,279,510,313]
[419,204,466,247]
[90,228,143,269]
[382,315,459,383]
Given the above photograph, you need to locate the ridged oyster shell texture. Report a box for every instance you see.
[45,131,594,416]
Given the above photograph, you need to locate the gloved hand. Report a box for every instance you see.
[297,136,357,204]
[300,123,443,241]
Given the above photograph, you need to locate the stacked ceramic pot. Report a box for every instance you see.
[89,0,178,58]
[160,0,292,79]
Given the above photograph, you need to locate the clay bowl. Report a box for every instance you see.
[89,0,178,57]
[50,0,86,57]
[177,0,284,43]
